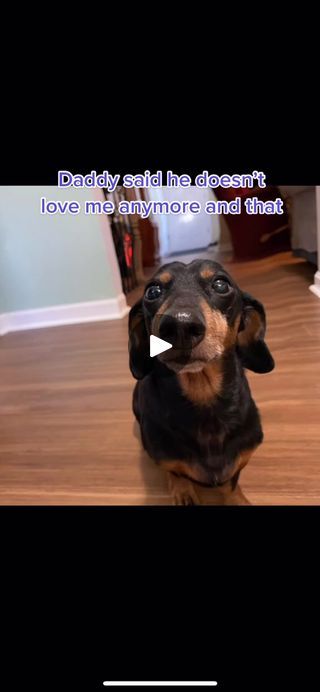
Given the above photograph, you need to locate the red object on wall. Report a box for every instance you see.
[123,232,133,268]
[213,185,291,260]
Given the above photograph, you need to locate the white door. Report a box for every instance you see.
[148,186,220,257]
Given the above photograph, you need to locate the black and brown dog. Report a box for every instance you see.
[128,259,274,505]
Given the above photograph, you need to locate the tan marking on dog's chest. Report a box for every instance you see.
[178,361,223,405]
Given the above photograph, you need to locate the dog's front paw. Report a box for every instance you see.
[167,473,200,506]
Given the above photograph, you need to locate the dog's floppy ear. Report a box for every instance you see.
[128,298,153,380]
[236,292,275,373]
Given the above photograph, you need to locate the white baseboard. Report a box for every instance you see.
[309,270,320,298]
[0,314,7,337]
[0,293,130,336]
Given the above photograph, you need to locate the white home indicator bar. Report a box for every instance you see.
[103,683,218,687]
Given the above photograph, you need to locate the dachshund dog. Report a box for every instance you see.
[128,260,274,505]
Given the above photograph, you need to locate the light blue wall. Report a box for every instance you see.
[0,187,119,312]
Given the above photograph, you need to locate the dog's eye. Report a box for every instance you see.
[212,278,231,294]
[144,284,162,301]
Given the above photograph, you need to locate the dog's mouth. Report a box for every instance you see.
[164,360,208,374]
[159,349,210,373]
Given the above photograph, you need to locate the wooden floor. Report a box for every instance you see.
[1,251,320,504]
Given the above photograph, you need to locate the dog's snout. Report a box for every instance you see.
[159,311,205,348]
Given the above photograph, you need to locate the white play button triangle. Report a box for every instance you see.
[150,334,173,358]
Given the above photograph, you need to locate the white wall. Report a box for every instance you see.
[0,187,128,333]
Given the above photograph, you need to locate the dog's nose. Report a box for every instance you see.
[159,311,205,349]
